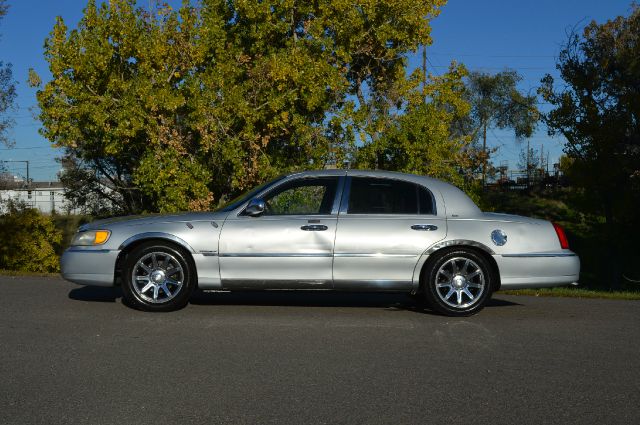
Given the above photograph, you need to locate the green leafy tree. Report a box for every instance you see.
[0,0,17,147]
[34,1,211,214]
[354,63,477,193]
[464,70,539,187]
[539,5,640,288]
[34,0,446,214]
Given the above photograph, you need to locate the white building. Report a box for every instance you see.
[0,179,79,214]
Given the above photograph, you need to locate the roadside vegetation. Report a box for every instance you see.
[0,201,61,272]
[499,287,640,301]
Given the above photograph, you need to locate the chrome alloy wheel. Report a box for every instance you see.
[131,252,184,304]
[435,257,485,309]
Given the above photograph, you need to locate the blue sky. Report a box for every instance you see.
[0,0,634,181]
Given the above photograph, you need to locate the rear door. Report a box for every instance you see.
[333,176,446,290]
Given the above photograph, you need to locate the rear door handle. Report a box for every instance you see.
[411,224,438,231]
[301,225,328,231]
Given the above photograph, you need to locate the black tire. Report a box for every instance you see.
[423,249,494,317]
[121,241,196,312]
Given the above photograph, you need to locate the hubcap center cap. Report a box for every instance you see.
[150,270,166,284]
[452,275,467,289]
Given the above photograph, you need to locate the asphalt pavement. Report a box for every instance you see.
[0,275,638,424]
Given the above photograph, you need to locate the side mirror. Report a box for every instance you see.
[245,198,266,217]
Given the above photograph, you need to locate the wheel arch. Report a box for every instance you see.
[114,234,198,286]
[413,240,501,293]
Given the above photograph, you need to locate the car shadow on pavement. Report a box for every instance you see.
[67,287,521,313]
[189,290,521,314]
[68,286,122,302]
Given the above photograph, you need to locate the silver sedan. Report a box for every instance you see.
[61,170,580,316]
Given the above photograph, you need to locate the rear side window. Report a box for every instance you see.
[347,177,435,215]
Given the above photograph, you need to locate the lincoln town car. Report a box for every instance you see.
[61,170,580,316]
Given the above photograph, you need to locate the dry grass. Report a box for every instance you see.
[0,270,60,278]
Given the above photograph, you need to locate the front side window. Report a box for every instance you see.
[347,177,435,215]
[262,177,338,216]
[217,175,287,212]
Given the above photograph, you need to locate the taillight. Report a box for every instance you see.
[552,223,569,250]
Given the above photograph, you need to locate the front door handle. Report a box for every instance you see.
[411,224,438,231]
[301,225,328,231]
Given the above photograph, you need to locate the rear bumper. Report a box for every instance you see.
[60,248,119,287]
[495,251,580,289]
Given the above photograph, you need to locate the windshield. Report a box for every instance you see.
[215,175,287,212]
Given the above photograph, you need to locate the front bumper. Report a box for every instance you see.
[495,251,580,289]
[60,248,119,287]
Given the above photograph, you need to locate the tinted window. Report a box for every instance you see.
[262,177,338,215]
[347,177,434,215]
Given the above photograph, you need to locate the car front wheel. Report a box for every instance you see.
[122,242,196,312]
[423,249,494,316]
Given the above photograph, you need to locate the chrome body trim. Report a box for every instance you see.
[220,253,333,258]
[64,248,112,254]
[333,253,417,258]
[424,239,496,255]
[221,279,332,289]
[333,279,413,290]
[501,253,577,258]
[118,232,196,253]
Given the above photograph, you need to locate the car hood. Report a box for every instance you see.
[80,211,230,230]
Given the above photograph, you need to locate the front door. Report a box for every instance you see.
[333,176,447,290]
[219,176,342,289]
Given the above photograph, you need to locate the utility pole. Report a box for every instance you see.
[482,125,486,188]
[526,139,530,189]
[539,144,544,184]
[546,152,550,174]
[422,44,427,102]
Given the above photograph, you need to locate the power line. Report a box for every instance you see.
[430,65,550,71]
[26,165,61,170]
[0,146,55,150]
[426,57,440,76]
[1,160,29,182]
[429,52,557,59]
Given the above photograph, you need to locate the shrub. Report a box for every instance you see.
[0,200,62,272]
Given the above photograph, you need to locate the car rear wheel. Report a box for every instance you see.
[423,249,494,316]
[122,242,196,312]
